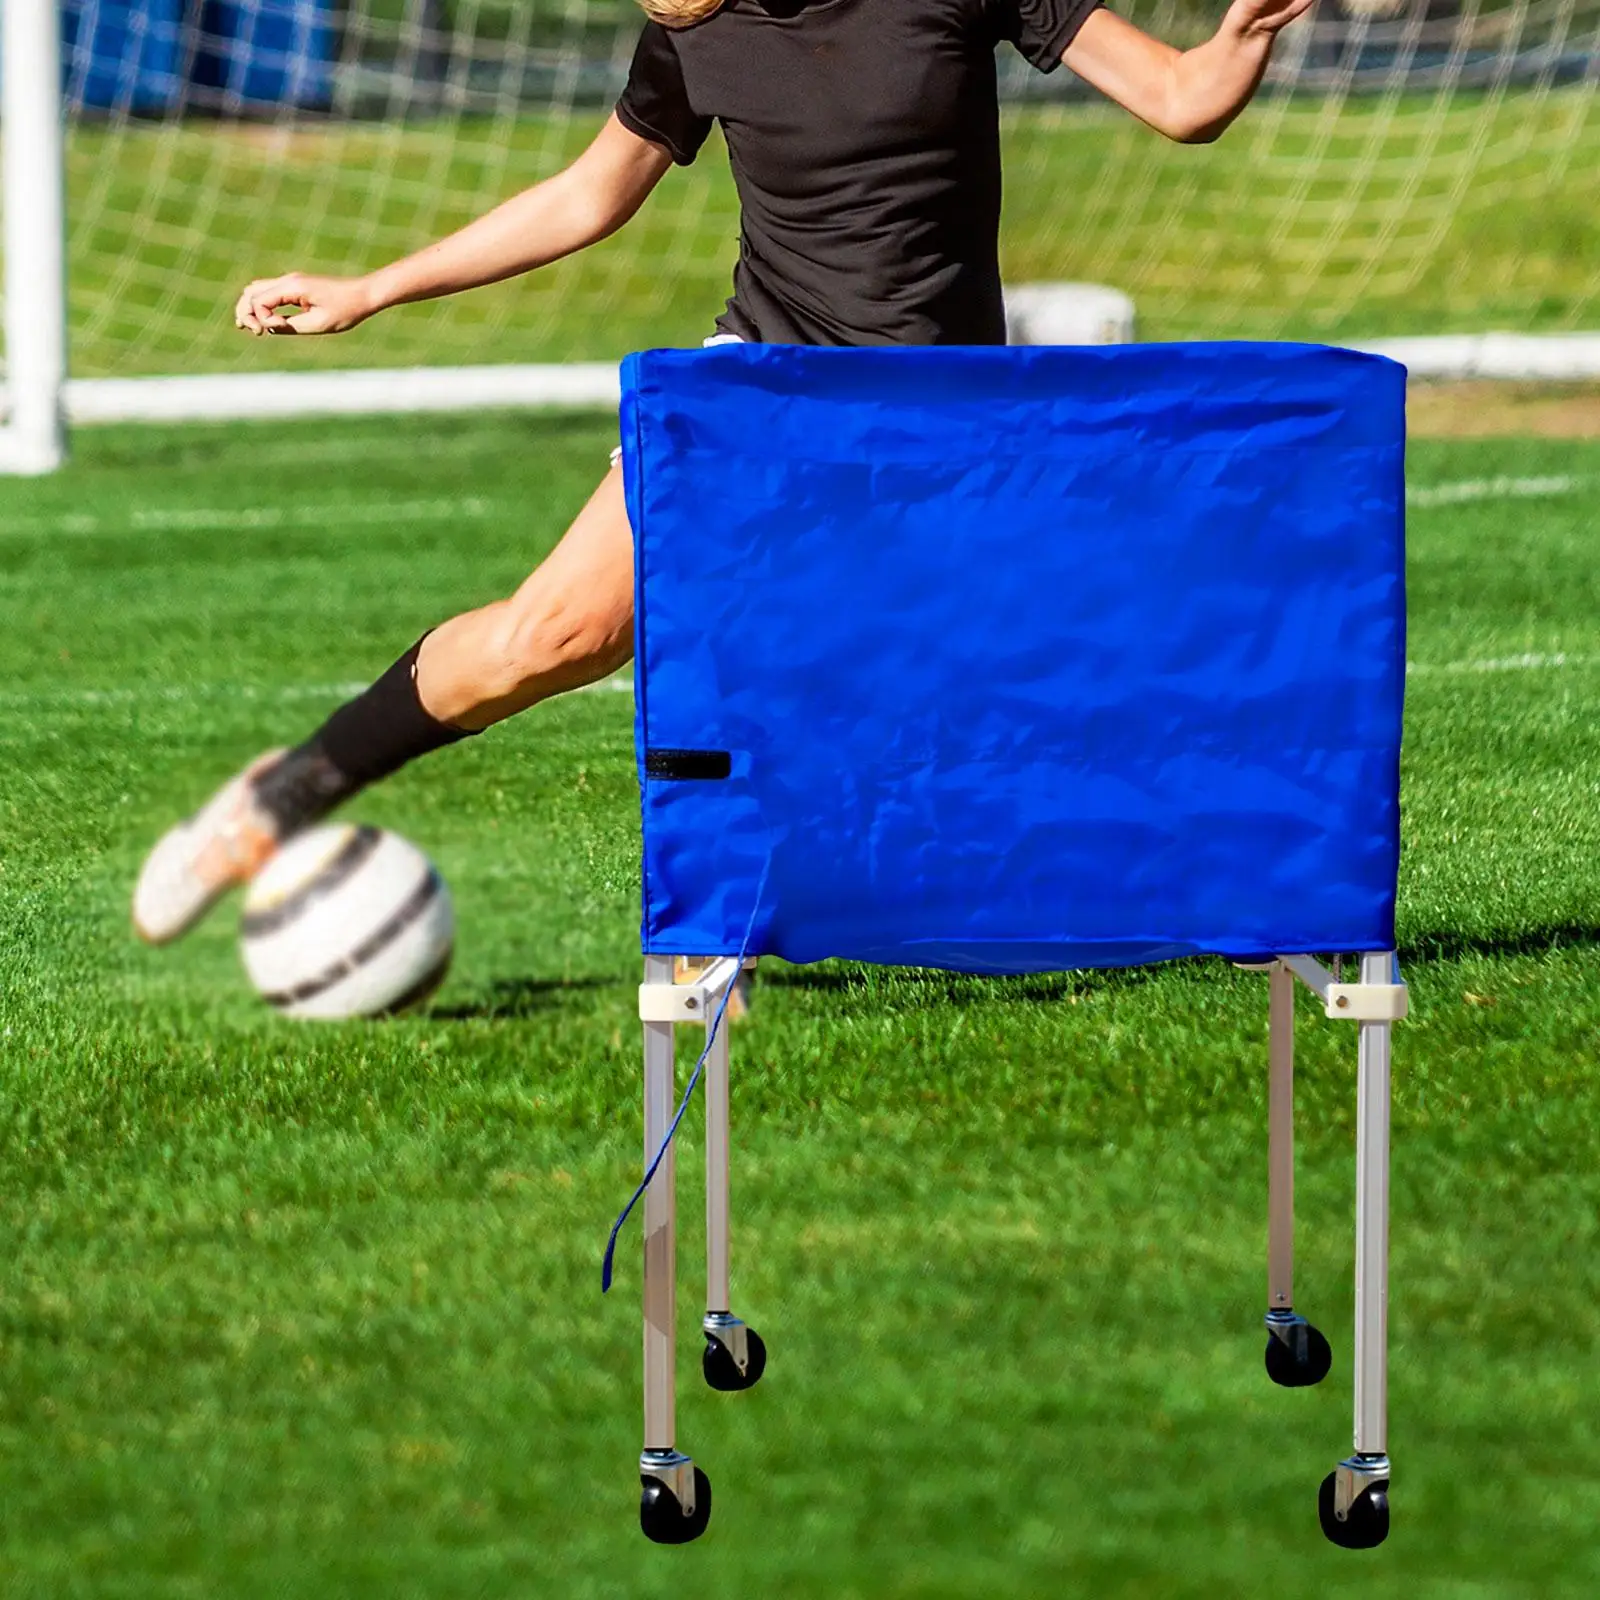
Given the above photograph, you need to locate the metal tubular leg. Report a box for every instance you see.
[1352,949,1393,1458]
[705,1012,731,1316]
[642,953,678,1453]
[699,991,765,1391]
[1262,959,1330,1391]
[1267,961,1295,1313]
[636,955,712,1543]
[1319,948,1395,1545]
[1311,947,1399,1548]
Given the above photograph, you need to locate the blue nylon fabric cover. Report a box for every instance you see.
[623,343,1405,974]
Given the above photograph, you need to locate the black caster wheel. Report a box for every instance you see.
[1265,1321,1332,1388]
[1318,1471,1390,1549]
[640,1466,712,1545]
[703,1326,767,1391]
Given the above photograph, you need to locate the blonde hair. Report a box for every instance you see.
[639,0,726,25]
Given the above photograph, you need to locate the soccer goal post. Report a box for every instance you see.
[0,0,68,475]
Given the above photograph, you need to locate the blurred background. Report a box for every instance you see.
[30,0,1600,380]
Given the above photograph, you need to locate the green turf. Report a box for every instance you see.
[62,88,1600,380]
[2,415,1599,1596]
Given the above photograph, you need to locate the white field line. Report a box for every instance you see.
[59,363,622,425]
[0,675,636,712]
[0,475,1588,542]
[0,657,1593,716]
[1404,651,1600,677]
[0,496,498,539]
[1405,475,1583,509]
[1352,332,1600,381]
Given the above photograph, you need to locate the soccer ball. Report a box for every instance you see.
[240,824,454,1019]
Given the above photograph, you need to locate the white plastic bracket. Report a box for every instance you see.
[639,957,746,1022]
[1277,954,1408,1022]
[1325,982,1409,1022]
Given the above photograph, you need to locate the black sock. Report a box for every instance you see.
[254,637,473,832]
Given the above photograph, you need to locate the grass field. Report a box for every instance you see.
[2,409,1599,1597]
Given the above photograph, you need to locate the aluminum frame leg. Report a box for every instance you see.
[1349,949,1393,1464]
[1262,960,1333,1389]
[640,954,700,1522]
[702,998,766,1389]
[1321,949,1395,1548]
[705,1010,731,1318]
[642,953,679,1453]
[1267,960,1295,1316]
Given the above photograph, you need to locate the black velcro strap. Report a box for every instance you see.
[645,748,732,781]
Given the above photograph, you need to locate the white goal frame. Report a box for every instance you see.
[1,0,68,475]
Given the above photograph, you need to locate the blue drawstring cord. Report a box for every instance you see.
[601,862,770,1294]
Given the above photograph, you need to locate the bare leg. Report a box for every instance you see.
[418,464,633,730]
[132,464,633,944]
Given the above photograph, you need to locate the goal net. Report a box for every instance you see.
[9,0,1600,395]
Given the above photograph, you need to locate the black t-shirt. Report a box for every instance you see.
[615,0,1100,346]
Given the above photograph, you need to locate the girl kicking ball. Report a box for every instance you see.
[135,0,1313,939]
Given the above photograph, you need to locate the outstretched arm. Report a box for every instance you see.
[235,114,674,335]
[1062,0,1313,145]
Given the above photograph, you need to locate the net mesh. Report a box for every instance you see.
[39,0,1600,379]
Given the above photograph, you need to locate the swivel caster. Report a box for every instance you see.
[1264,1312,1332,1388]
[703,1313,767,1392]
[1319,1461,1390,1550]
[639,1451,712,1545]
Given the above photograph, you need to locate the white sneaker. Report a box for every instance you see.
[132,750,289,945]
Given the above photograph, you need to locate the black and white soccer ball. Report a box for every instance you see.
[240,824,454,1019]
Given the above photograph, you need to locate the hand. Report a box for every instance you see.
[1226,0,1315,37]
[233,272,379,337]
